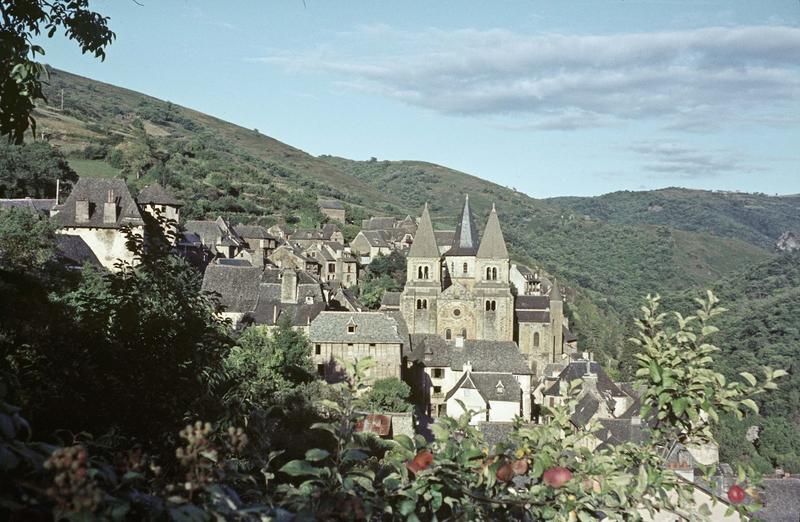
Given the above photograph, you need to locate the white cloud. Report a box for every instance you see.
[629,141,763,178]
[257,25,800,131]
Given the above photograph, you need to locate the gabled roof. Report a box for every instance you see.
[201,264,262,313]
[516,310,550,323]
[380,291,401,309]
[362,216,397,230]
[234,224,274,240]
[470,373,522,402]
[446,195,480,257]
[184,217,245,248]
[477,204,508,259]
[0,198,56,214]
[407,334,533,374]
[757,477,800,522]
[309,312,405,344]
[543,361,625,397]
[408,203,441,259]
[136,182,182,206]
[52,178,143,229]
[515,295,550,310]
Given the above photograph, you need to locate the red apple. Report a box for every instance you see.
[496,461,514,482]
[543,466,573,488]
[512,459,529,476]
[728,484,745,504]
[407,450,433,474]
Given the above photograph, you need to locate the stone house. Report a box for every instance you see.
[52,178,145,271]
[288,224,343,248]
[304,241,359,287]
[404,334,534,421]
[268,244,321,275]
[350,230,394,263]
[309,312,406,384]
[136,182,182,243]
[234,224,280,255]
[0,197,56,216]
[318,199,345,223]
[183,217,246,259]
[267,223,292,241]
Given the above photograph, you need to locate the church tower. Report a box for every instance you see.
[549,279,565,362]
[400,203,443,335]
[474,204,514,341]
[444,195,480,290]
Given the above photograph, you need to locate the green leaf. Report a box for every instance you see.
[672,398,687,417]
[311,422,336,435]
[279,460,321,477]
[304,448,330,462]
[739,372,757,387]
[343,448,368,462]
[740,399,759,414]
[648,361,662,384]
[393,434,415,452]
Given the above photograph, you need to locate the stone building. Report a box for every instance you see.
[318,199,346,223]
[183,217,246,259]
[288,224,344,248]
[400,197,515,342]
[52,178,145,270]
[309,312,406,383]
[303,241,359,288]
[136,182,182,243]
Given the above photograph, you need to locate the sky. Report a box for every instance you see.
[40,1,800,198]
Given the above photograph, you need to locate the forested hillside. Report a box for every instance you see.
[20,68,800,472]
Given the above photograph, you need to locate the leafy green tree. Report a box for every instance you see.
[0,0,114,142]
[0,141,77,197]
[357,377,413,413]
[0,207,56,270]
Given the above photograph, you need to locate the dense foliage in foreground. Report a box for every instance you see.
[0,212,785,520]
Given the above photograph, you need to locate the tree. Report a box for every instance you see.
[356,377,413,413]
[0,141,77,197]
[0,0,114,143]
[0,207,56,270]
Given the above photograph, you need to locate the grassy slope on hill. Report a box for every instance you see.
[33,68,777,370]
[549,188,800,250]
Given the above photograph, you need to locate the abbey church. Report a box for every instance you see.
[399,196,566,372]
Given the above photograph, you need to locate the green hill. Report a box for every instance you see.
[549,188,800,250]
[31,67,779,368]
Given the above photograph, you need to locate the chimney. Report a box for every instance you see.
[463,360,472,373]
[103,190,117,224]
[76,199,90,223]
[281,268,298,303]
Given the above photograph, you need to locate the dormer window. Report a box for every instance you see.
[305,296,314,304]
[347,325,356,333]
[496,381,505,395]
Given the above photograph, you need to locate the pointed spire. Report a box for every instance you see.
[408,203,440,258]
[550,278,562,301]
[446,194,480,256]
[477,203,508,259]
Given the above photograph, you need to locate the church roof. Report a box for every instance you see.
[136,182,182,206]
[476,204,508,259]
[446,195,480,257]
[408,203,440,258]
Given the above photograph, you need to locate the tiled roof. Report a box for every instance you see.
[470,373,522,402]
[434,230,455,247]
[362,217,397,230]
[446,195,480,257]
[234,224,273,240]
[318,199,344,210]
[55,234,101,267]
[52,178,143,229]
[380,291,401,308]
[408,204,441,258]
[571,394,600,427]
[184,217,244,248]
[595,418,649,448]
[476,204,508,259]
[216,258,252,267]
[0,198,56,214]
[407,334,533,375]
[543,361,625,397]
[309,312,405,344]
[201,264,262,313]
[515,295,550,310]
[359,230,391,247]
[516,310,550,323]
[136,182,182,206]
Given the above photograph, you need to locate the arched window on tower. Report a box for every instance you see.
[422,299,428,309]
[485,300,497,311]
[491,267,498,280]
[418,266,424,279]
[416,299,422,310]
[445,328,452,340]
[486,267,492,280]
[462,262,468,274]
[424,266,430,279]
[461,328,467,339]
[533,332,540,348]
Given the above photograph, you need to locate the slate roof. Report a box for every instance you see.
[380,291,401,308]
[516,310,551,323]
[309,312,405,344]
[571,394,600,426]
[563,326,578,343]
[201,264,262,313]
[543,361,625,397]
[477,204,508,259]
[757,477,800,522]
[359,230,391,248]
[470,373,522,402]
[446,195,480,257]
[136,182,182,206]
[407,334,534,374]
[318,199,344,210]
[234,224,273,240]
[362,217,397,230]
[434,230,455,247]
[595,418,649,448]
[0,198,56,214]
[184,217,245,248]
[52,178,144,229]
[216,258,252,267]
[515,295,550,310]
[408,203,441,258]
[55,234,101,267]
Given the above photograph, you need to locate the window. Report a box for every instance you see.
[453,309,461,317]
[492,267,498,280]
[433,386,442,396]
[315,344,321,355]
[462,262,468,274]
[418,266,424,279]
[485,300,496,311]
[486,266,497,280]
[424,266,430,279]
[417,299,428,310]
[369,343,376,347]
[461,328,467,339]
[317,364,326,377]
[533,332,540,348]
[496,382,505,395]
[306,296,314,304]
[347,324,356,333]
[432,368,444,379]
[416,299,422,310]
[445,328,452,340]
[328,263,335,273]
